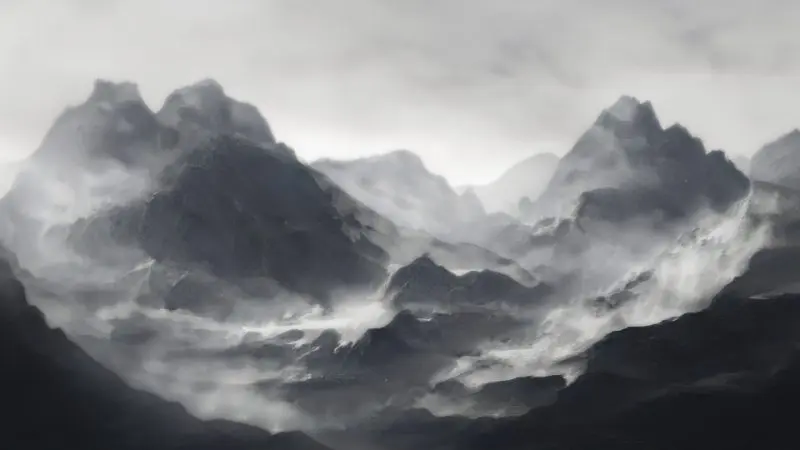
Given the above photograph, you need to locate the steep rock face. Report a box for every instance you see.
[533,96,749,223]
[468,152,560,214]
[458,293,800,450]
[97,135,388,301]
[312,150,485,236]
[0,250,329,450]
[750,129,800,190]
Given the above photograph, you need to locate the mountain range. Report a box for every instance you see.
[2,78,800,450]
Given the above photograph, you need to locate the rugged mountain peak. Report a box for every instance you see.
[158,78,276,146]
[776,128,800,144]
[29,79,172,166]
[388,254,454,291]
[533,96,748,223]
[458,187,487,218]
[87,134,387,301]
[595,95,662,143]
[88,79,147,107]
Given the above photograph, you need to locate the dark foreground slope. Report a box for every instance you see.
[0,249,328,450]
[457,294,800,450]
[336,262,800,450]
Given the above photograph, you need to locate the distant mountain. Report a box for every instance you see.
[750,129,800,190]
[466,153,560,214]
[728,152,750,174]
[312,150,485,236]
[533,95,749,224]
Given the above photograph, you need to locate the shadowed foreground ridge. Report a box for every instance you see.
[0,249,329,450]
[457,294,800,450]
[339,292,800,450]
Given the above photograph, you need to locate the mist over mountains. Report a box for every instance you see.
[3,78,800,450]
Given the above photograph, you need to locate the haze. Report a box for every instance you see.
[1,0,799,184]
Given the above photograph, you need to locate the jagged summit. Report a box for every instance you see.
[532,96,748,223]
[158,78,276,146]
[595,95,662,143]
[88,79,147,106]
[27,79,172,167]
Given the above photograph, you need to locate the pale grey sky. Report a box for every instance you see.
[1,0,799,184]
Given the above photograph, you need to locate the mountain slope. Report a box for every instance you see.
[0,248,329,450]
[29,80,178,168]
[750,129,800,190]
[99,135,388,300]
[312,150,484,235]
[468,152,559,214]
[459,292,800,450]
[2,79,390,302]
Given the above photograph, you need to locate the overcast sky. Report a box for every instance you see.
[1,0,799,184]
